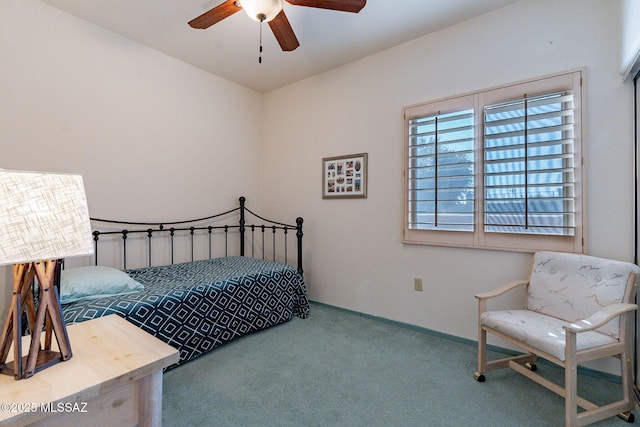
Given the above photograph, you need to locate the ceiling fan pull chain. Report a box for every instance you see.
[258,19,264,64]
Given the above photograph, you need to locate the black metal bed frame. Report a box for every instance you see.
[90,197,304,274]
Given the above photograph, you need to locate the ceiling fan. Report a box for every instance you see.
[189,0,367,52]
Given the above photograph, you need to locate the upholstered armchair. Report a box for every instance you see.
[474,251,639,426]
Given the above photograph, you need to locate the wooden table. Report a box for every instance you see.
[0,315,179,427]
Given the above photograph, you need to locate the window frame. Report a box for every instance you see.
[402,70,584,253]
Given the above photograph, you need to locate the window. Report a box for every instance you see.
[407,108,475,232]
[403,71,583,253]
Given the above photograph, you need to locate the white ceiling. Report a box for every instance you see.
[39,0,522,93]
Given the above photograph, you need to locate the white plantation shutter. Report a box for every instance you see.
[403,70,583,252]
[483,92,575,236]
[407,109,475,231]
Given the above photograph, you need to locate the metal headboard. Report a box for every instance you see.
[90,197,304,274]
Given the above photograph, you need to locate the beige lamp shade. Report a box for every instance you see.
[0,169,94,266]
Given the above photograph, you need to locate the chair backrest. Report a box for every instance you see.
[527,251,639,339]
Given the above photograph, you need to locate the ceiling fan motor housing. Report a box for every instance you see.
[240,0,284,22]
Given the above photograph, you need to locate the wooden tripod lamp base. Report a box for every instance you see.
[0,260,72,380]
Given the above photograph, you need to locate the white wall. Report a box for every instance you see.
[0,0,263,316]
[261,0,635,366]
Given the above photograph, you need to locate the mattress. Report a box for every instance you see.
[62,256,309,368]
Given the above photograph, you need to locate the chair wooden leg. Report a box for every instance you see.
[565,333,578,427]
[475,299,487,382]
[474,328,487,381]
[618,319,635,422]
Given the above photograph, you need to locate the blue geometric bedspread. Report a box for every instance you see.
[62,256,309,369]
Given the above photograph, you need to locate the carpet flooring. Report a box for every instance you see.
[162,303,633,426]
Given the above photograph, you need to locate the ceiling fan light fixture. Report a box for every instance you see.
[239,0,284,22]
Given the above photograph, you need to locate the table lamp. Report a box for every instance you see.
[0,169,93,380]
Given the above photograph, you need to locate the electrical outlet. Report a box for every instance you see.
[414,278,423,291]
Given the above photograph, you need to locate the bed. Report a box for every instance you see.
[60,197,309,369]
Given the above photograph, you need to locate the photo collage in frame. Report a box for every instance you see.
[322,153,367,199]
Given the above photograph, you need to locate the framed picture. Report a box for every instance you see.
[322,153,368,199]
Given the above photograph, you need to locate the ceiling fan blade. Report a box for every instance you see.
[285,0,366,13]
[269,10,300,52]
[188,0,242,29]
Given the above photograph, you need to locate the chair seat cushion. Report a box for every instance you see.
[480,309,618,361]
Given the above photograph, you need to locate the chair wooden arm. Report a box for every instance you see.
[475,279,529,301]
[563,303,638,334]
